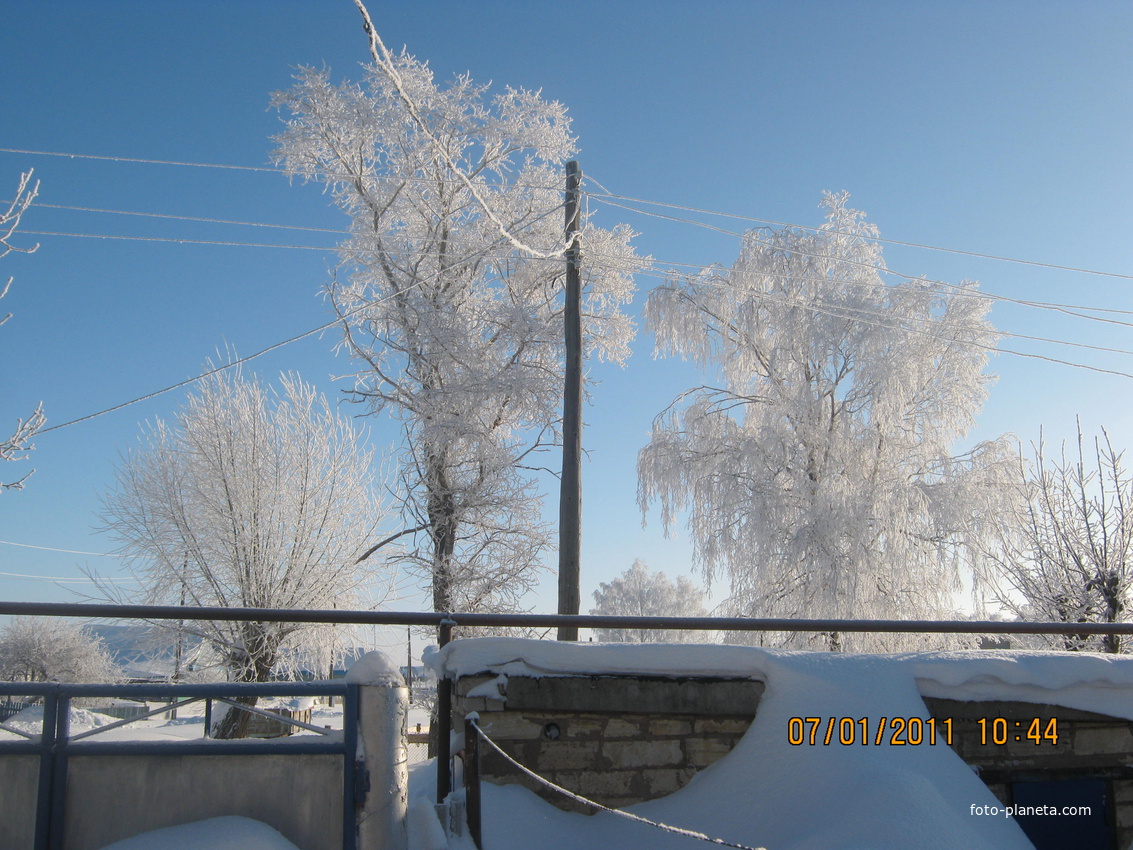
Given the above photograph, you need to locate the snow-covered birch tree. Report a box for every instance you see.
[101,370,387,737]
[979,424,1133,653]
[1,170,45,492]
[590,559,709,643]
[271,54,639,625]
[638,194,1016,651]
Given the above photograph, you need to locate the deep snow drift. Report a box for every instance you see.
[420,640,1133,849]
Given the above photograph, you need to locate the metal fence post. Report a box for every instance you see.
[342,682,359,850]
[33,688,58,850]
[48,688,70,850]
[464,715,482,850]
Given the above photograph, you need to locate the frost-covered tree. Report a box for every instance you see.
[0,617,118,684]
[101,370,386,737]
[272,52,639,626]
[980,424,1133,653]
[638,194,1016,651]
[1,170,45,492]
[589,560,709,643]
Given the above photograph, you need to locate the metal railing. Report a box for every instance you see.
[7,599,1133,639]
[0,679,358,850]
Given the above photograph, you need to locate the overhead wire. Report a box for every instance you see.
[620,262,1133,382]
[0,571,136,585]
[20,229,339,252]
[0,538,118,557]
[587,247,1133,365]
[18,187,1133,338]
[582,175,1133,283]
[11,200,348,235]
[9,145,1133,400]
[588,191,1133,326]
[0,147,564,194]
[25,227,1133,435]
[7,144,1131,286]
[36,266,445,435]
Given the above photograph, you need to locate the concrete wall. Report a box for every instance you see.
[0,755,39,850]
[454,674,763,811]
[64,753,342,850]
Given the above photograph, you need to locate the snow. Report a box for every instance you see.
[344,650,404,686]
[419,638,1133,848]
[1,704,117,737]
[463,673,507,699]
[96,816,299,850]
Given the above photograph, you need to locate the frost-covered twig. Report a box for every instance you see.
[1,170,44,491]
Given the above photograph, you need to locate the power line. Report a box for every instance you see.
[23,196,1133,336]
[585,204,1133,338]
[590,195,1133,327]
[0,147,563,193]
[0,538,118,557]
[35,257,490,435]
[583,178,1133,283]
[13,200,347,235]
[633,266,1133,382]
[589,248,1133,362]
[0,147,279,173]
[21,229,338,252]
[9,144,1131,284]
[0,571,136,585]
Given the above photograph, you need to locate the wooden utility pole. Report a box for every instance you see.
[557,160,583,641]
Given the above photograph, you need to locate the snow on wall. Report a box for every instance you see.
[428,639,1133,721]
[425,639,1133,849]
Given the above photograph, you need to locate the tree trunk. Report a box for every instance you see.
[426,452,458,643]
[210,628,277,739]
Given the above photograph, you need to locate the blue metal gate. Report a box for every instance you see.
[0,680,359,850]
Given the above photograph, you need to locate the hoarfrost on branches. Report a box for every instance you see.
[272,53,641,625]
[638,194,1016,651]
[1,170,45,492]
[0,617,119,684]
[100,370,387,736]
[589,559,710,643]
[979,423,1133,653]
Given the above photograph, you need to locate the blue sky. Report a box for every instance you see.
[2,1,1133,632]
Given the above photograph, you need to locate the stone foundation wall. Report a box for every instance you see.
[453,674,763,812]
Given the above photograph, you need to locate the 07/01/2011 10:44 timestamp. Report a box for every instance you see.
[786,716,1060,747]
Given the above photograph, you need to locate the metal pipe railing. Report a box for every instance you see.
[5,599,1133,638]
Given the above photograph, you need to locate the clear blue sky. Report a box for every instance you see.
[2,1,1133,631]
